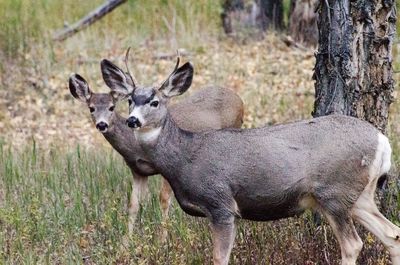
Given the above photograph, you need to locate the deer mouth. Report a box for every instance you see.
[96,122,109,133]
[98,127,108,133]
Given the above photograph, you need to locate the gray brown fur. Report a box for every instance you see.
[68,74,244,236]
[101,57,400,264]
[146,114,377,222]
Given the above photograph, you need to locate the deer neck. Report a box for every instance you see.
[102,112,136,157]
[136,112,196,176]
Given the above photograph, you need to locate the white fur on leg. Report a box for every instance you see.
[211,220,236,265]
[128,175,149,235]
[322,211,362,265]
[128,181,139,235]
[353,193,400,264]
[159,178,173,242]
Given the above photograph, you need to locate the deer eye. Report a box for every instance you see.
[89,107,95,113]
[128,99,132,106]
[109,106,115,112]
[150,101,159,108]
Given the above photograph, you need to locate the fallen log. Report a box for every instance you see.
[53,0,127,41]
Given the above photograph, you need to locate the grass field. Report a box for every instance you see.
[0,0,400,264]
[1,142,396,264]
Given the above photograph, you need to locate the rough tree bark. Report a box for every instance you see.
[259,0,283,30]
[313,0,397,134]
[221,0,283,36]
[288,0,318,47]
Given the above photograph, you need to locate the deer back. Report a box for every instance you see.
[170,86,244,131]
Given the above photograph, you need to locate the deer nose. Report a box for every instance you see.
[96,121,109,132]
[126,116,142,128]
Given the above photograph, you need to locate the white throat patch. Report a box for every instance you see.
[135,127,162,143]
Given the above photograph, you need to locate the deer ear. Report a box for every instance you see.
[69,74,92,102]
[110,90,130,102]
[101,59,135,99]
[159,62,193,98]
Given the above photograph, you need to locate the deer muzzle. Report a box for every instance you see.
[126,116,142,128]
[96,121,109,132]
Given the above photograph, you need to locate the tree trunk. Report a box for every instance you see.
[259,0,283,30]
[221,0,283,36]
[221,0,245,35]
[313,0,396,134]
[288,0,318,47]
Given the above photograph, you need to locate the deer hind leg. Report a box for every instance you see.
[321,209,363,265]
[128,174,148,235]
[211,216,236,265]
[351,132,400,263]
[352,187,400,264]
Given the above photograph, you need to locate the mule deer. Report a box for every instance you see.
[68,70,243,236]
[101,56,400,265]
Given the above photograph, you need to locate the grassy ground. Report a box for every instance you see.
[0,0,400,264]
[0,142,394,264]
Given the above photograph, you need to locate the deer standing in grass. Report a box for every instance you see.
[68,66,243,236]
[101,56,400,265]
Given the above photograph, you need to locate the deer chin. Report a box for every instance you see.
[98,127,108,133]
[134,126,162,143]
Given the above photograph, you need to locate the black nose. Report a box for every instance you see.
[96,121,109,131]
[126,116,142,128]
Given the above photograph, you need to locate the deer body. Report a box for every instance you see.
[69,74,244,236]
[101,57,399,265]
[142,113,379,222]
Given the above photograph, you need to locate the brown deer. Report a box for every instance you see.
[101,57,400,265]
[68,69,243,236]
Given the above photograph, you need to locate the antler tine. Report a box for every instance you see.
[166,51,180,78]
[124,47,136,89]
[173,51,180,73]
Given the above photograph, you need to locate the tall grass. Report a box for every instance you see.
[0,140,397,264]
[0,0,399,263]
[0,0,221,59]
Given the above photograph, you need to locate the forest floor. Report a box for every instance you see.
[1,1,400,264]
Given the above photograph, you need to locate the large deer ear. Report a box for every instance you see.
[101,59,135,99]
[69,73,92,102]
[159,61,193,98]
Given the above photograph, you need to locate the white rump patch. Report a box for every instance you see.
[369,133,392,178]
[135,127,162,143]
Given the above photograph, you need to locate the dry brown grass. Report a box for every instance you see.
[0,34,317,149]
[0,2,400,262]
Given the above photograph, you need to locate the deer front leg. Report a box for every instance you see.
[211,216,236,265]
[128,173,148,235]
[159,177,173,242]
[159,178,173,221]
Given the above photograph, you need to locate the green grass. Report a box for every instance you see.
[0,0,221,59]
[0,0,399,263]
[0,139,398,264]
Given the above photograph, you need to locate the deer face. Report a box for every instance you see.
[87,94,116,133]
[125,86,168,129]
[101,58,193,132]
[69,74,116,133]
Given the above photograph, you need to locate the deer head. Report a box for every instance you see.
[101,57,193,132]
[69,74,117,133]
